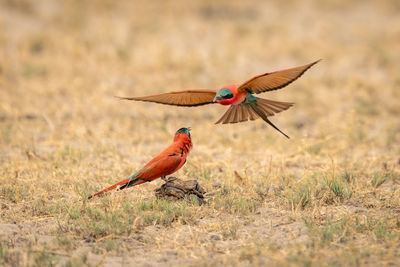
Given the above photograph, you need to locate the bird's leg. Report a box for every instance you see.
[161,176,167,182]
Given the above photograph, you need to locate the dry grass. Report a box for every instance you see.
[1,0,400,266]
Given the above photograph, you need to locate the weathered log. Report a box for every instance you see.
[155,177,205,205]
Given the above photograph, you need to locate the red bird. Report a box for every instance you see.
[88,127,192,199]
[118,60,320,138]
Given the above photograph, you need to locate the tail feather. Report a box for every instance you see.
[215,105,234,124]
[214,97,293,136]
[256,98,293,114]
[239,105,249,122]
[250,105,290,139]
[214,95,292,138]
[247,107,259,121]
[88,178,146,199]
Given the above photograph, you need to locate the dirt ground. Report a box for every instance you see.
[1,0,399,266]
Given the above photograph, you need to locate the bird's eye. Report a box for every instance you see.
[224,93,233,99]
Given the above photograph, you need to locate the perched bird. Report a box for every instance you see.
[88,127,192,199]
[118,60,320,138]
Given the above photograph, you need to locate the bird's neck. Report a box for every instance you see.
[173,138,192,154]
[178,140,192,154]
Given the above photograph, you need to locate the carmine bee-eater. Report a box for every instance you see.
[118,60,320,138]
[88,127,192,199]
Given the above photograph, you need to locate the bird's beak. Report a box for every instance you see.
[213,95,223,102]
[187,127,192,131]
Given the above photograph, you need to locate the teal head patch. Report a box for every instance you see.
[216,88,234,100]
[175,127,191,138]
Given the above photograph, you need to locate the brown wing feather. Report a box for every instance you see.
[117,90,217,107]
[238,60,320,94]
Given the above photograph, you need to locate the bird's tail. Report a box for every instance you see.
[249,99,291,139]
[88,174,147,199]
[254,98,294,117]
[215,96,292,139]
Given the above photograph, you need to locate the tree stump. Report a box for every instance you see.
[155,177,206,205]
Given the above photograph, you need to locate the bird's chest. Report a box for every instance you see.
[232,93,247,105]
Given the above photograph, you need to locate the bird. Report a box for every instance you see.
[118,60,320,138]
[88,127,193,199]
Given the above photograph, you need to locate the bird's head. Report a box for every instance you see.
[174,127,192,144]
[214,85,236,105]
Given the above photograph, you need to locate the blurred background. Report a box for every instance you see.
[0,0,399,186]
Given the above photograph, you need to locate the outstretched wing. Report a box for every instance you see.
[237,60,320,94]
[117,90,217,107]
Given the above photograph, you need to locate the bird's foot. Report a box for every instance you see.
[161,176,167,181]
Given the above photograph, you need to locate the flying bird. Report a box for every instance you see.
[118,60,320,138]
[88,127,192,199]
